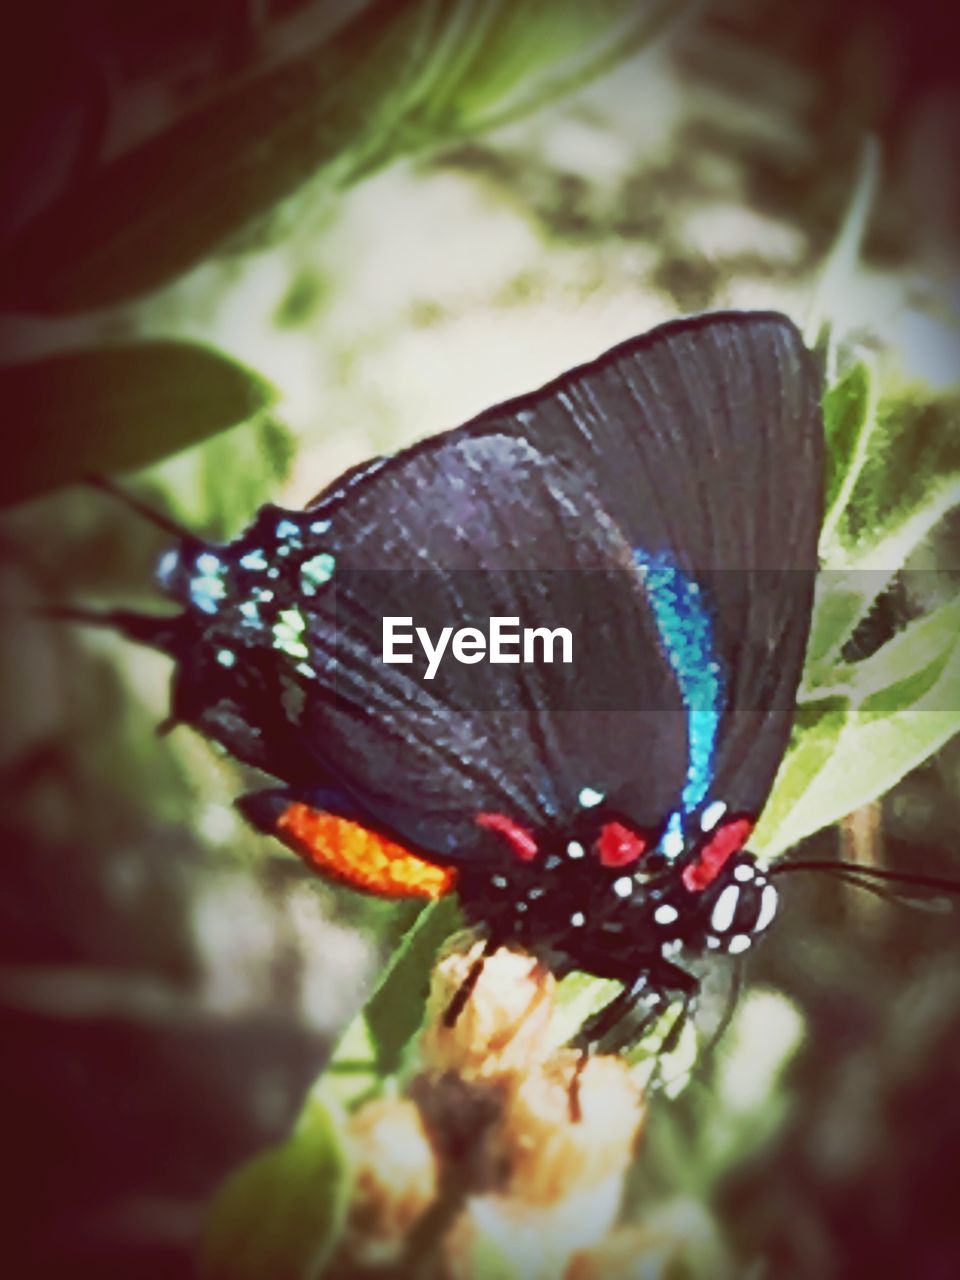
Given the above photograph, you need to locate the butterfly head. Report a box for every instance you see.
[81,504,336,780]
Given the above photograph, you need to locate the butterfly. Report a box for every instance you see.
[77,310,832,1049]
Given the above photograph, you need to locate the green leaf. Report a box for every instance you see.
[326,896,462,1101]
[819,359,877,556]
[364,896,463,1074]
[805,376,960,677]
[803,137,881,363]
[756,600,960,858]
[199,415,296,536]
[830,389,960,572]
[751,697,849,856]
[198,1092,352,1280]
[323,1009,382,1112]
[408,0,683,137]
[803,573,876,678]
[0,342,275,507]
[848,596,960,714]
[1,0,676,313]
[549,971,621,1052]
[0,0,421,312]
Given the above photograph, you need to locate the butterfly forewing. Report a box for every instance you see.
[297,434,690,859]
[295,312,822,850]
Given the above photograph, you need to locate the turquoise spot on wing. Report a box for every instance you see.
[190,572,226,614]
[189,551,228,614]
[196,552,222,575]
[300,552,336,595]
[273,607,309,660]
[634,550,725,853]
[240,549,268,571]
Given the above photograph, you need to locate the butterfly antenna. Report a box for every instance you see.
[822,870,952,914]
[38,603,181,654]
[84,474,192,542]
[771,858,960,894]
[770,858,960,912]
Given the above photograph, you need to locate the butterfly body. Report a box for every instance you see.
[103,310,824,1039]
[456,815,778,987]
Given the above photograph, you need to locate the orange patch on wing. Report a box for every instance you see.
[276,802,457,900]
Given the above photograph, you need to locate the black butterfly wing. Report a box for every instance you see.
[294,432,690,861]
[302,311,822,839]
[457,310,824,824]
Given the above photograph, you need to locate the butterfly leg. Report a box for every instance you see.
[658,992,692,1056]
[574,958,699,1053]
[443,934,501,1028]
[568,961,699,1120]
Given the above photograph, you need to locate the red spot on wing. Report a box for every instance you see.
[276,802,456,900]
[476,812,539,862]
[682,817,754,892]
[595,821,648,868]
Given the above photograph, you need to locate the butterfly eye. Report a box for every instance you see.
[156,547,181,591]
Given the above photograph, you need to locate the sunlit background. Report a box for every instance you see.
[1,1,959,1276]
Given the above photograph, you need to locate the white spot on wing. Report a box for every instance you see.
[728,934,751,955]
[579,786,604,808]
[701,800,727,832]
[654,904,678,925]
[613,876,633,898]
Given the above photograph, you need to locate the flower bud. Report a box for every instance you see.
[420,934,555,1082]
[439,1178,626,1280]
[500,1050,645,1205]
[339,1098,438,1267]
[565,1226,683,1280]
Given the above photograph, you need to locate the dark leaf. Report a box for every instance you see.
[0,0,673,313]
[0,342,275,506]
[198,1092,352,1280]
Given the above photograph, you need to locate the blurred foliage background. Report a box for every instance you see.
[0,1,958,1276]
